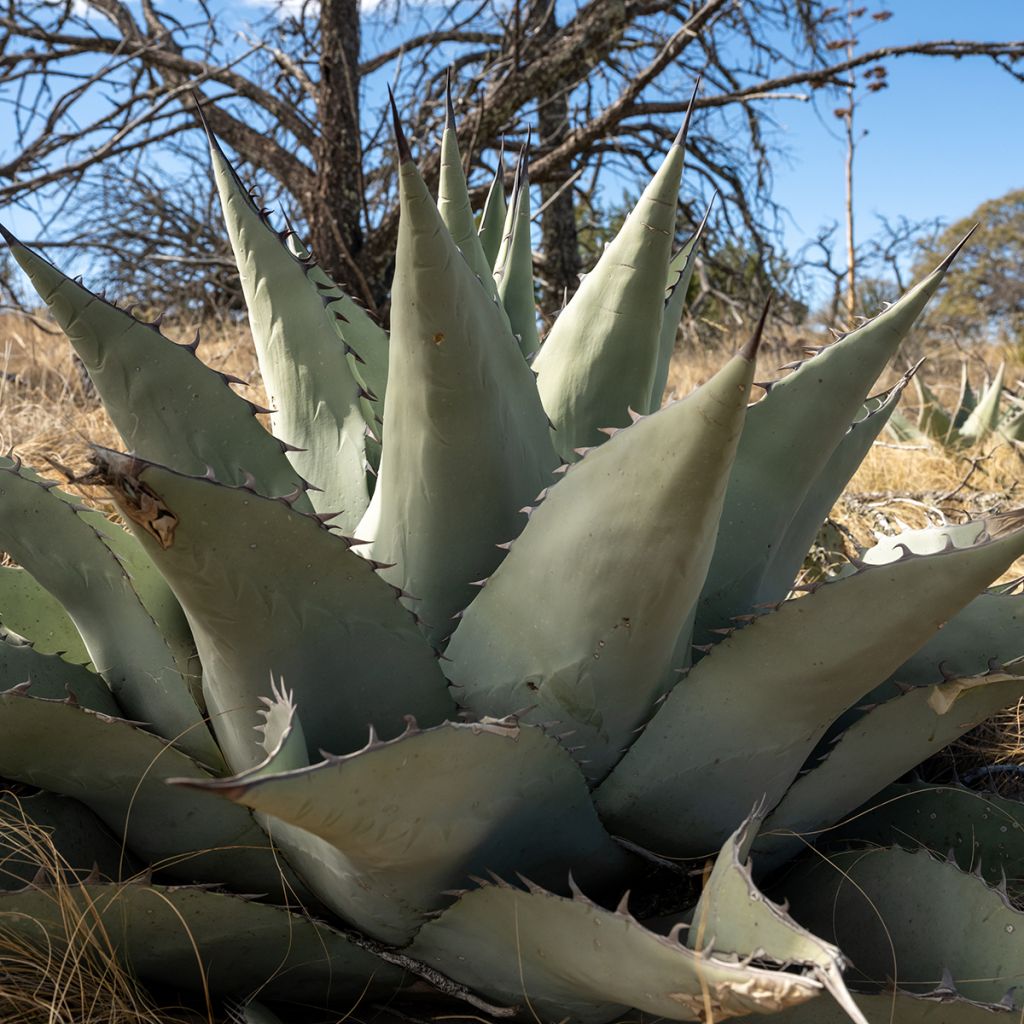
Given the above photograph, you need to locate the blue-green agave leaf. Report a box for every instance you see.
[779,846,1024,1005]
[695,235,973,642]
[0,881,400,1003]
[891,587,1024,685]
[409,876,825,1024]
[534,106,693,460]
[448,332,760,781]
[689,816,867,1024]
[0,227,310,508]
[87,448,452,773]
[755,663,1024,870]
[0,565,89,664]
[597,511,1024,856]
[913,370,959,443]
[204,122,371,529]
[0,789,131,888]
[0,687,292,892]
[492,149,539,357]
[285,231,389,460]
[358,125,557,643]
[959,361,1005,443]
[821,782,1024,887]
[175,715,627,945]
[438,87,497,290]
[0,635,118,715]
[759,364,919,603]
[647,200,712,412]
[0,457,218,766]
[477,152,507,270]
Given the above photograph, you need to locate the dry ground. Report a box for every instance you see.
[0,313,263,479]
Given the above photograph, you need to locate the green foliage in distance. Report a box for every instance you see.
[912,188,1024,345]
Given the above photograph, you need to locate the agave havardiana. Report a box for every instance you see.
[0,87,1022,1024]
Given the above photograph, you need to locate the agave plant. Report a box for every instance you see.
[1,87,1024,1024]
[888,357,1024,447]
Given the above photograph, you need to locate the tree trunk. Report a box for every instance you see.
[532,4,581,318]
[309,0,384,310]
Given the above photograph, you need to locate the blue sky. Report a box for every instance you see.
[4,0,1022,301]
[767,2,1023,259]
[224,0,1024,296]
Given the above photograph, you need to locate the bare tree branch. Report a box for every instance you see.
[0,0,1020,317]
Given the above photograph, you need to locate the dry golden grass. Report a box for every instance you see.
[0,313,265,483]
[668,327,1024,569]
[0,790,207,1024]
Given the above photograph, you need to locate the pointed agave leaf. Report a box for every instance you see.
[286,234,389,451]
[438,91,497,289]
[0,565,89,664]
[287,228,389,412]
[477,154,507,270]
[84,496,202,703]
[773,989,1019,1022]
[647,204,712,412]
[914,371,957,443]
[25,461,198,698]
[175,717,627,944]
[448,342,758,781]
[695,238,970,641]
[0,458,218,766]
[597,511,1024,856]
[0,881,400,1002]
[492,150,539,357]
[847,518,1024,709]
[0,228,309,507]
[755,664,1024,870]
[0,689,292,892]
[885,407,926,444]
[88,449,453,773]
[0,790,131,889]
[205,126,370,529]
[779,846,1024,1005]
[959,360,1005,443]
[890,588,1024,685]
[760,368,917,603]
[359,137,557,642]
[534,129,688,460]
[0,636,118,715]
[409,879,824,1024]
[955,361,979,424]
[229,1002,287,1024]
[689,817,867,1024]
[823,782,1024,886]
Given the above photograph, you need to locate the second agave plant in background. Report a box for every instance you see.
[889,357,1024,448]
